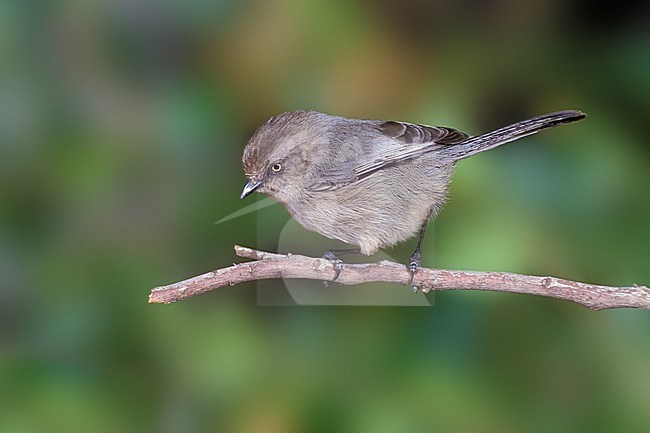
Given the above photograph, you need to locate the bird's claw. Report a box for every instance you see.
[322,251,344,286]
[408,251,422,292]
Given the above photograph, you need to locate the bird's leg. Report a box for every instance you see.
[322,248,361,283]
[409,217,430,292]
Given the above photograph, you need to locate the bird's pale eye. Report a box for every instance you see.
[271,163,282,173]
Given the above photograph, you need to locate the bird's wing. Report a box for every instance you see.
[354,121,468,180]
[308,121,469,192]
[378,120,468,145]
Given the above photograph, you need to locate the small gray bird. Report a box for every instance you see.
[240,109,586,283]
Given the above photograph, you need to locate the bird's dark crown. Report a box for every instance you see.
[242,110,325,177]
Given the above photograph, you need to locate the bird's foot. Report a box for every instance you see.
[322,250,344,286]
[408,251,422,293]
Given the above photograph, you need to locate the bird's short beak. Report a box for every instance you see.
[240,179,262,199]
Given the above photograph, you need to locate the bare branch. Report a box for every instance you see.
[148,245,650,310]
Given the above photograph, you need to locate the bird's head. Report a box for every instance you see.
[241,110,327,202]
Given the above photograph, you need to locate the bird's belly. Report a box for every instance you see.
[286,163,455,255]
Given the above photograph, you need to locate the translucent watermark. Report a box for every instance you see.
[217,197,434,306]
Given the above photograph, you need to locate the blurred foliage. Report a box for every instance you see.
[1,0,649,432]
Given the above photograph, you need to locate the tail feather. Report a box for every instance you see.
[445,110,587,161]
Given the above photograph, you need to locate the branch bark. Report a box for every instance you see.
[148,245,650,310]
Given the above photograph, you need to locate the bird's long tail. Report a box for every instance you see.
[445,110,586,161]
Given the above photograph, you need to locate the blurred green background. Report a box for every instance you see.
[1,0,649,431]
